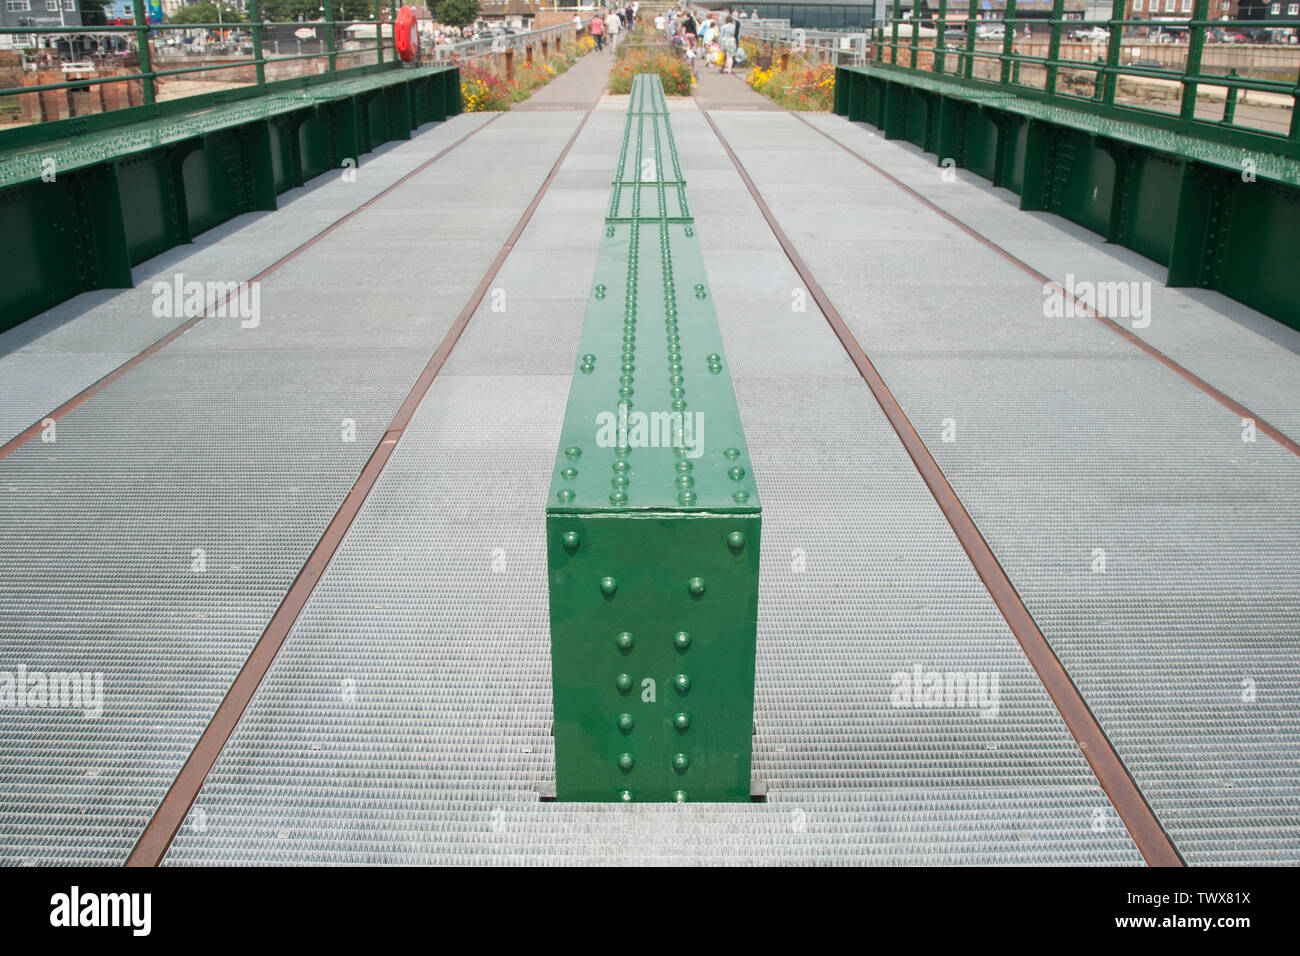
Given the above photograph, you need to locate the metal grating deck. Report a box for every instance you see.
[161,109,1140,866]
[712,110,1300,865]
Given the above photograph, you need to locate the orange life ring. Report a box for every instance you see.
[395,6,418,62]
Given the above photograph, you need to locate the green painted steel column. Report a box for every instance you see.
[1000,0,1017,86]
[1044,0,1064,95]
[130,0,155,106]
[935,0,948,75]
[548,77,761,804]
[249,0,266,86]
[964,0,976,78]
[325,0,337,72]
[890,0,901,66]
[1179,0,1211,121]
[1101,0,1125,105]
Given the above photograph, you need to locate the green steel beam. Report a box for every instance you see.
[0,66,460,332]
[548,76,762,804]
[833,64,1300,329]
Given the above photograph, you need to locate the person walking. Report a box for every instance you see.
[606,8,621,53]
[720,14,738,73]
[590,11,605,52]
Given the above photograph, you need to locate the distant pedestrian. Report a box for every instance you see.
[720,15,738,73]
[606,9,621,52]
[591,12,605,51]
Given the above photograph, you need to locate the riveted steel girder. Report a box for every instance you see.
[547,76,762,803]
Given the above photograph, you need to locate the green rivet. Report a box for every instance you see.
[611,490,628,505]
[616,631,634,652]
[580,364,594,374]
[617,713,635,733]
[707,353,721,364]
[561,467,577,480]
[618,386,633,399]
[669,362,683,373]
[583,354,597,364]
[733,490,750,504]
[674,712,691,732]
[676,474,694,488]
[611,474,629,488]
[618,753,635,772]
[557,489,575,503]
[671,400,687,412]
[678,490,697,505]
[688,577,705,597]
[564,446,582,460]
[613,460,630,473]
[562,530,581,551]
[669,374,684,386]
[685,226,694,237]
[708,364,722,374]
[675,460,692,473]
[606,226,615,236]
[620,789,634,802]
[601,577,618,597]
[616,673,633,693]
[674,790,687,802]
[729,466,746,480]
[727,531,746,553]
[674,674,691,694]
[672,753,690,773]
[674,631,691,651]
[670,386,685,400]
[724,448,741,460]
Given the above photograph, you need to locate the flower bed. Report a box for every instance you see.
[743,49,836,111]
[608,46,693,96]
[460,39,593,111]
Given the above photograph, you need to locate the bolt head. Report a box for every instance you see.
[601,576,618,597]
[672,753,690,773]
[727,531,746,553]
[616,673,633,693]
[616,631,634,652]
[674,631,691,652]
[617,713,635,733]
[618,753,635,772]
[673,673,691,695]
[562,530,581,551]
[688,577,705,597]
[673,712,691,731]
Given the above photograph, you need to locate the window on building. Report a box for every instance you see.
[1271,1,1280,11]
[1165,0,1175,10]
[1181,0,1191,10]
[1134,0,1143,10]
[45,0,58,9]
[1290,2,1298,12]
[63,0,73,8]
[5,0,32,10]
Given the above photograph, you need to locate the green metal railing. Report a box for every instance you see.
[871,0,1300,149]
[0,0,405,113]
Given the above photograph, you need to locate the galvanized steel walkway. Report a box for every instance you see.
[1,62,1297,866]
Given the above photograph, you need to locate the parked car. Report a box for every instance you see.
[975,25,1004,40]
[1127,58,1161,69]
[1069,27,1108,42]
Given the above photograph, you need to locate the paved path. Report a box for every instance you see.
[692,63,783,110]
[512,47,610,110]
